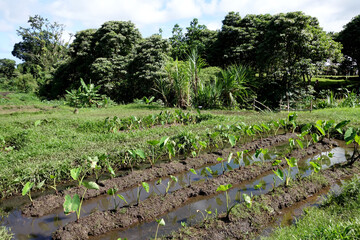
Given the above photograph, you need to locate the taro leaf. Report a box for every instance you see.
[88,156,99,169]
[253,124,262,132]
[261,123,270,131]
[159,136,169,148]
[167,144,176,159]
[272,120,279,128]
[142,182,150,193]
[206,167,213,174]
[272,159,282,166]
[37,180,45,189]
[301,123,312,133]
[286,157,297,168]
[226,164,233,171]
[82,181,100,190]
[315,121,325,136]
[355,135,360,145]
[254,180,266,190]
[334,120,350,134]
[288,112,297,122]
[227,152,233,163]
[324,120,335,131]
[228,135,236,147]
[70,168,81,181]
[273,169,284,180]
[135,149,146,159]
[311,133,319,143]
[255,149,262,158]
[279,119,286,126]
[309,161,321,173]
[117,194,128,204]
[50,175,56,179]
[63,194,80,214]
[22,182,34,196]
[108,165,115,177]
[296,139,304,149]
[328,152,334,158]
[189,168,197,175]
[243,193,252,208]
[156,178,162,185]
[344,128,356,144]
[170,175,178,183]
[107,188,117,195]
[216,184,232,192]
[156,218,165,226]
[198,141,207,148]
[216,157,224,162]
[192,151,197,157]
[147,140,160,146]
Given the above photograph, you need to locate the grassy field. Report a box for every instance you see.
[1,92,360,198]
[264,175,360,239]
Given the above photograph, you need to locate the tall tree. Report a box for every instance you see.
[337,14,360,71]
[0,59,16,79]
[12,15,70,74]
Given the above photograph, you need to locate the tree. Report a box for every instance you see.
[12,15,70,74]
[128,34,170,100]
[0,59,16,79]
[337,14,360,72]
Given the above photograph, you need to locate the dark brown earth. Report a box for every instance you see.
[23,133,296,217]
[52,138,337,240]
[165,160,360,239]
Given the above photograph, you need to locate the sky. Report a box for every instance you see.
[1,0,359,63]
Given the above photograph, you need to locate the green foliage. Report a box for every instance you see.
[22,181,34,202]
[337,14,360,65]
[65,78,111,108]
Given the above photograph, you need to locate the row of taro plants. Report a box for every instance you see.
[160,123,360,240]
[20,113,352,202]
[104,109,214,132]
[48,118,360,239]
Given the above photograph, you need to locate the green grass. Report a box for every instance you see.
[263,175,360,240]
[0,226,13,240]
[1,92,360,198]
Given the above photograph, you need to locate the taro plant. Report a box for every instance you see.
[156,175,178,196]
[254,148,269,163]
[288,112,298,133]
[216,184,234,219]
[188,168,197,185]
[126,149,146,171]
[49,174,58,194]
[254,179,266,193]
[70,167,85,187]
[63,181,99,221]
[107,188,128,211]
[344,127,360,165]
[285,157,298,185]
[87,156,102,184]
[196,208,213,221]
[154,218,165,240]
[243,193,252,208]
[309,161,321,174]
[22,181,34,203]
[136,182,150,206]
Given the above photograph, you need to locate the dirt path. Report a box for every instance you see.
[52,139,336,239]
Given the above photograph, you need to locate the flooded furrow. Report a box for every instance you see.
[0,141,291,240]
[92,143,352,240]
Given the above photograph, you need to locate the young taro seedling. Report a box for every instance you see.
[254,179,266,193]
[154,218,165,240]
[49,174,58,194]
[285,157,298,185]
[107,188,128,211]
[243,193,252,208]
[196,209,213,221]
[22,181,34,203]
[136,182,150,206]
[309,161,321,174]
[63,181,99,221]
[188,168,197,185]
[156,175,178,196]
[216,184,234,219]
[344,127,360,165]
[126,149,146,171]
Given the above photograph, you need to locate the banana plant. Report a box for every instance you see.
[64,181,99,221]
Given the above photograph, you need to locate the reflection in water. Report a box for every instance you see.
[0,143,352,240]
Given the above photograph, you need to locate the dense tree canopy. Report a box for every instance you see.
[0,59,16,79]
[337,14,360,67]
[12,15,69,75]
